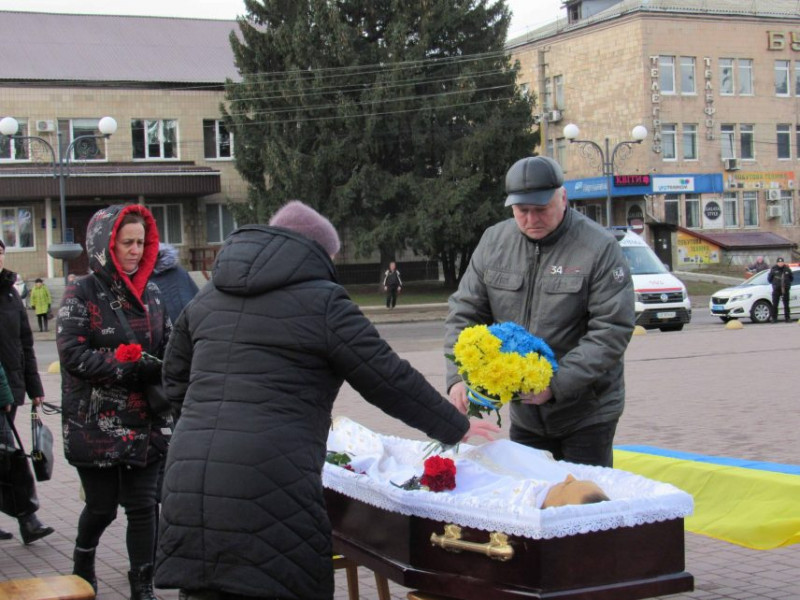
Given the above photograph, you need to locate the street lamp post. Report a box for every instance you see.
[562,123,647,227]
[0,116,117,279]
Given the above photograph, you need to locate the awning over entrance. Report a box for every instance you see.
[0,163,221,199]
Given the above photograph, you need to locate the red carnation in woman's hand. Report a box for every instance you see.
[115,343,143,362]
[420,455,457,492]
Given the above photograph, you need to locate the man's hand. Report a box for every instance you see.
[519,387,553,405]
[462,419,500,442]
[448,381,468,414]
[32,396,44,408]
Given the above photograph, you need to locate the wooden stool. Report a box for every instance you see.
[333,555,392,600]
[0,575,95,600]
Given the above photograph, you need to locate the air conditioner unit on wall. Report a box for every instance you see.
[767,205,783,218]
[767,189,781,201]
[546,110,563,123]
[723,158,740,171]
[36,120,55,132]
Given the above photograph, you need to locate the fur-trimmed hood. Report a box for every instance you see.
[85,204,159,303]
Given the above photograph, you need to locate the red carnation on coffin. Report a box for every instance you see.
[115,343,143,362]
[420,455,457,492]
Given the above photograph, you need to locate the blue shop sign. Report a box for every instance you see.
[564,173,724,200]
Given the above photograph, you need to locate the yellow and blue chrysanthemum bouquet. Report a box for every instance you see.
[450,322,558,425]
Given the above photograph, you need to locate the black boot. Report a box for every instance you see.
[0,528,12,540]
[73,546,98,593]
[128,564,159,600]
[18,513,54,544]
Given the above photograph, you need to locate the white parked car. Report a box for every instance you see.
[709,265,800,323]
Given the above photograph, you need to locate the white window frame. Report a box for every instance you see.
[796,61,800,96]
[664,196,680,225]
[743,191,758,227]
[662,124,677,160]
[680,56,696,95]
[719,58,734,95]
[203,119,234,160]
[723,192,739,227]
[148,203,184,245]
[659,56,675,94]
[775,60,790,96]
[0,206,35,249]
[779,190,793,226]
[59,118,109,162]
[206,203,237,245]
[553,75,564,109]
[721,124,735,159]
[684,195,700,228]
[777,124,791,160]
[0,119,30,162]
[682,124,698,160]
[131,118,179,160]
[738,59,754,95]
[544,78,553,110]
[740,124,754,160]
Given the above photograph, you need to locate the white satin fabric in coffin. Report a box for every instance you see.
[323,417,693,540]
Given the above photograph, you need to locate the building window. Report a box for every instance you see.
[0,119,29,161]
[206,203,237,244]
[659,56,675,94]
[664,196,679,225]
[680,57,696,94]
[796,125,800,158]
[719,58,734,95]
[554,75,564,109]
[203,119,234,159]
[662,124,677,159]
[779,190,793,225]
[131,119,178,160]
[555,137,567,169]
[740,124,754,160]
[148,203,183,245]
[738,59,754,95]
[0,207,34,249]
[57,119,108,161]
[743,191,758,227]
[721,124,735,159]
[796,62,800,96]
[777,124,791,160]
[544,78,552,110]
[685,195,700,228]
[682,124,697,160]
[723,192,738,227]
[775,60,790,96]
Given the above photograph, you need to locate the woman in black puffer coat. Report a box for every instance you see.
[57,204,171,600]
[155,202,494,600]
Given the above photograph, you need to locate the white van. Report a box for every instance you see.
[613,230,692,331]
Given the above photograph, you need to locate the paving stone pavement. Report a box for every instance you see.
[2,308,798,600]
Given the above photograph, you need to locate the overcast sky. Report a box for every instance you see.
[0,0,565,39]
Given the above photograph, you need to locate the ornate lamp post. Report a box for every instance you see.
[0,115,117,279]
[562,123,647,227]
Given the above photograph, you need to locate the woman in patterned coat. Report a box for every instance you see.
[57,204,170,600]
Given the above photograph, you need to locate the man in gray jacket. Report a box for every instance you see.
[445,156,635,467]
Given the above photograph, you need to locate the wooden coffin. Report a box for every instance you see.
[325,488,693,600]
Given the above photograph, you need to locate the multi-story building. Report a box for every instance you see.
[0,11,245,280]
[508,0,799,268]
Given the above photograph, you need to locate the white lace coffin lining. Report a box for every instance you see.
[323,417,694,540]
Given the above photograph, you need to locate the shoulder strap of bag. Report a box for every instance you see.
[2,413,26,453]
[94,276,138,345]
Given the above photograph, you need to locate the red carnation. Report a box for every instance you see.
[115,343,143,362]
[420,455,457,492]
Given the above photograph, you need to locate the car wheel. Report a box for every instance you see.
[750,300,772,323]
[718,317,733,323]
[659,324,684,332]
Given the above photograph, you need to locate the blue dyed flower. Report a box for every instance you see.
[488,322,558,371]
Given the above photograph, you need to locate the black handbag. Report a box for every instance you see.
[30,406,54,482]
[0,415,39,518]
[95,277,170,416]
